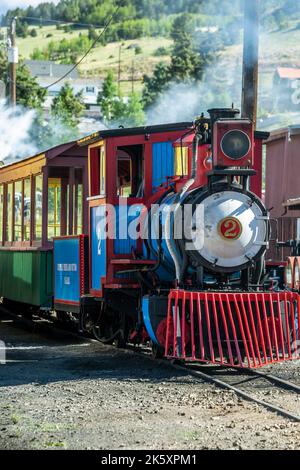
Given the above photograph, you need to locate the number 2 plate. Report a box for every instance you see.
[218,216,243,241]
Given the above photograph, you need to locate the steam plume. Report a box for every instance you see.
[0,101,37,164]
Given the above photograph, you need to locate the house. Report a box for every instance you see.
[24,60,79,80]
[273,67,300,111]
[25,60,102,109]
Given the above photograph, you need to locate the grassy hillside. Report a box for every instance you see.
[1,13,300,123]
[0,24,172,94]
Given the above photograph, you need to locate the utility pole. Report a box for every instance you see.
[118,45,122,94]
[7,17,18,106]
[241,0,259,129]
[131,59,135,94]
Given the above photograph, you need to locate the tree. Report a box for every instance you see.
[16,20,28,38]
[0,50,46,109]
[142,62,170,108]
[97,70,119,122]
[98,71,145,127]
[88,27,98,42]
[120,92,145,127]
[51,82,85,128]
[142,14,205,109]
[169,14,204,83]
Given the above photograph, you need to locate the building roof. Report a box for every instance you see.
[276,67,300,80]
[36,76,102,89]
[24,60,79,79]
[78,122,269,147]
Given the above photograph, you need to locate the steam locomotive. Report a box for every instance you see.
[76,106,299,368]
[0,107,299,368]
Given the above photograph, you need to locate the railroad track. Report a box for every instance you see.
[173,362,300,423]
[1,305,300,423]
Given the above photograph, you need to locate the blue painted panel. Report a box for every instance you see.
[54,238,80,303]
[91,206,107,291]
[152,142,174,191]
[114,205,142,255]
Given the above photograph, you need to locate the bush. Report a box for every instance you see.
[30,29,37,37]
[135,45,142,54]
[88,27,98,42]
[46,33,53,38]
[30,34,92,62]
[16,21,28,38]
[153,46,169,56]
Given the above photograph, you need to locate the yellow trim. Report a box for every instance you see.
[100,146,106,195]
[77,132,99,146]
[89,139,104,150]
[88,140,105,197]
[174,147,188,176]
[0,154,46,184]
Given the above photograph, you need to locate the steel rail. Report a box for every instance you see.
[171,362,300,423]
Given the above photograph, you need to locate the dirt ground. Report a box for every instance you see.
[0,312,300,450]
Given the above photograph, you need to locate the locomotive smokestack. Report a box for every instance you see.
[241,0,259,129]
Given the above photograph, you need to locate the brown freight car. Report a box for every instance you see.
[265,125,300,266]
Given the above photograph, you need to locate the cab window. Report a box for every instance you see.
[116,145,144,198]
[89,145,106,197]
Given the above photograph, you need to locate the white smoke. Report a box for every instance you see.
[145,1,300,130]
[0,100,37,164]
[0,100,107,165]
[146,58,242,125]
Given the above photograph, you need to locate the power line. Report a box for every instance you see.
[43,3,121,90]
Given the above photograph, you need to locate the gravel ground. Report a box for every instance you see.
[0,312,300,450]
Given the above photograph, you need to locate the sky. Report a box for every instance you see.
[0,0,59,16]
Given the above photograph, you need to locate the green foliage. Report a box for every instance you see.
[0,50,46,109]
[30,28,38,37]
[3,0,245,29]
[121,92,145,127]
[98,70,145,127]
[31,35,92,64]
[97,70,118,122]
[142,62,171,108]
[51,82,85,128]
[134,45,142,55]
[16,20,28,38]
[153,46,169,57]
[170,14,204,83]
[142,14,208,108]
[88,27,98,42]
